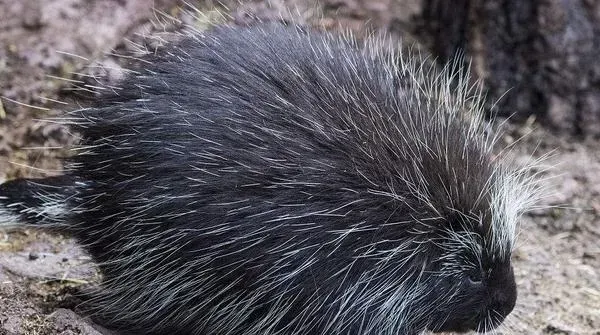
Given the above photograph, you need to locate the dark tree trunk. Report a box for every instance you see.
[419,0,600,136]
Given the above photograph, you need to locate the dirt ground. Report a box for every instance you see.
[0,0,598,334]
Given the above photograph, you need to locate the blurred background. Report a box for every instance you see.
[0,1,598,334]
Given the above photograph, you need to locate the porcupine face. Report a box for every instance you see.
[402,160,520,333]
[423,218,518,333]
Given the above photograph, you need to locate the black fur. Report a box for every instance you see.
[0,23,522,334]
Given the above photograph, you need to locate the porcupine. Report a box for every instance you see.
[0,23,540,334]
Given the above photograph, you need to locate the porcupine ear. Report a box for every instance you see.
[440,208,486,236]
[440,211,466,234]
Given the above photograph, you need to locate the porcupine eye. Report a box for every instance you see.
[466,271,483,286]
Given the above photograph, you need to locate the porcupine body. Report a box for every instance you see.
[0,23,539,334]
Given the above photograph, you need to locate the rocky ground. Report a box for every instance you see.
[0,0,598,334]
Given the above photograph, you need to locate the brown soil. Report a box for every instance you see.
[0,1,598,334]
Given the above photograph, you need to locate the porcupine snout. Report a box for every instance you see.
[485,265,517,326]
[456,263,518,333]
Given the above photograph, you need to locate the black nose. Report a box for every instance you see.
[488,265,517,322]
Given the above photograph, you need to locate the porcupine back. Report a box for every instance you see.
[0,23,539,334]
